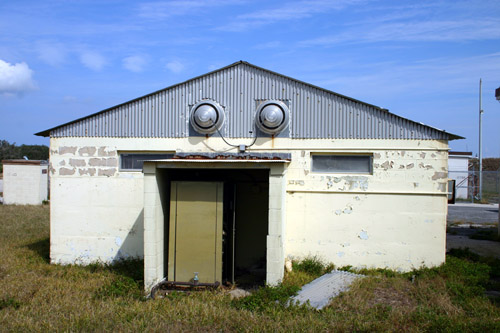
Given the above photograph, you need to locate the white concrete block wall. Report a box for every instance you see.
[49,136,448,280]
[3,163,48,205]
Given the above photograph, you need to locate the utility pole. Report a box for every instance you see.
[495,86,500,236]
[478,79,483,201]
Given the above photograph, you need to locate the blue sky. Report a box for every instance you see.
[1,0,499,156]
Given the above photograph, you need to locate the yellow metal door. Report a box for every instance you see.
[168,181,223,283]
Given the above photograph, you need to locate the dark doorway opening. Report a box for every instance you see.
[161,168,269,286]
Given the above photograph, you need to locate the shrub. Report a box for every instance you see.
[292,256,333,276]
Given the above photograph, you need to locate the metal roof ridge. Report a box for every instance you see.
[35,60,464,140]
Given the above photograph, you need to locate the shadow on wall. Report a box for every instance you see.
[113,209,144,262]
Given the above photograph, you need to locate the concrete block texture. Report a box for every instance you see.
[3,163,48,205]
[48,136,448,291]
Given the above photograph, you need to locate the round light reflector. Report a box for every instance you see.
[255,100,289,135]
[190,100,225,134]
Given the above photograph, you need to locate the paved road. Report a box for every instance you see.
[447,203,499,224]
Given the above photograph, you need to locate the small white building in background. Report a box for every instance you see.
[36,61,463,291]
[2,160,49,205]
[448,151,472,200]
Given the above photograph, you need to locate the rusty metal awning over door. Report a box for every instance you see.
[147,152,291,165]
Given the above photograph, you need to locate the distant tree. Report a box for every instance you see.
[0,140,49,173]
[469,157,500,171]
[18,144,49,161]
[0,140,19,160]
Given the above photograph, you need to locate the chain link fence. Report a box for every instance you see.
[449,170,500,203]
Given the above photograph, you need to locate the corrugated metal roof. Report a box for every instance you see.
[36,61,463,140]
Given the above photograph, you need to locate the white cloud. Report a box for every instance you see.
[300,18,500,46]
[80,51,106,71]
[0,59,36,96]
[138,0,244,19]
[313,52,500,104]
[36,41,67,66]
[166,60,184,73]
[217,0,363,31]
[123,55,148,73]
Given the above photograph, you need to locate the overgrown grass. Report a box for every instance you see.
[1,205,499,331]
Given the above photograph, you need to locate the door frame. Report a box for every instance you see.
[143,160,288,291]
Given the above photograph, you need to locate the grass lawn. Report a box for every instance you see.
[0,205,499,331]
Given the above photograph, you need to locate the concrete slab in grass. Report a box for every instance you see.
[290,270,364,310]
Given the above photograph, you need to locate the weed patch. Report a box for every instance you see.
[232,284,300,312]
[292,256,334,277]
[0,297,21,310]
[95,275,143,300]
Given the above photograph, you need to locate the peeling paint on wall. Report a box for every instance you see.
[431,172,447,180]
[78,147,97,157]
[419,162,433,170]
[78,168,97,176]
[89,158,118,167]
[358,230,369,240]
[380,161,394,170]
[98,147,117,157]
[69,158,86,167]
[59,146,77,155]
[343,206,353,214]
[437,183,447,192]
[59,167,76,175]
[343,176,369,191]
[49,163,56,175]
[98,168,117,177]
